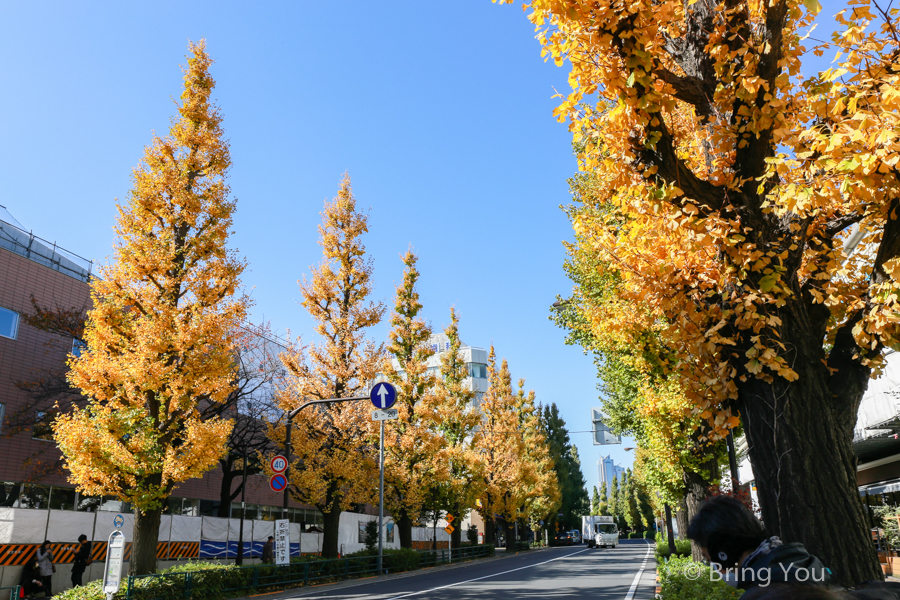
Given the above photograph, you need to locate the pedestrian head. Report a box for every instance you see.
[686,495,766,568]
[78,534,88,543]
[268,536,274,541]
[41,540,51,550]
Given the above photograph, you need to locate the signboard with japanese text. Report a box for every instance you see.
[274,519,289,565]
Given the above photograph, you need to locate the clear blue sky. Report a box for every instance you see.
[0,0,847,498]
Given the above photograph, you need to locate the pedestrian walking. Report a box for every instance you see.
[261,536,274,564]
[36,540,55,597]
[70,534,91,588]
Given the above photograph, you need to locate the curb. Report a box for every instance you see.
[228,546,553,600]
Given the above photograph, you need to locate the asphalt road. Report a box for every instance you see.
[286,539,657,600]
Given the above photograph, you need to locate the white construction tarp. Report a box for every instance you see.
[253,520,274,542]
[228,518,251,541]
[3,509,49,543]
[48,510,95,543]
[94,512,135,542]
[0,508,15,544]
[300,532,321,554]
[158,515,172,542]
[170,516,201,542]
[201,517,229,541]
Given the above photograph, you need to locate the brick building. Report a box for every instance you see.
[0,207,324,528]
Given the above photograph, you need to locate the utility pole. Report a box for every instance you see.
[378,420,385,575]
[236,449,248,566]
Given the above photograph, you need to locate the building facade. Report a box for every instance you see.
[598,455,626,492]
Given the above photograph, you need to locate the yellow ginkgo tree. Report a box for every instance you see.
[57,40,248,575]
[501,0,900,584]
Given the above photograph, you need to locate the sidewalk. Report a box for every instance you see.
[229,545,552,600]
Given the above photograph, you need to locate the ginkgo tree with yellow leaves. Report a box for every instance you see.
[273,174,384,559]
[501,0,900,584]
[56,41,248,576]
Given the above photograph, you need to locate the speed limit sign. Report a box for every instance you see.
[270,455,288,473]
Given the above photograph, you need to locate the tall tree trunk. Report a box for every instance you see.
[675,503,689,545]
[483,515,495,546]
[504,520,515,551]
[682,456,718,562]
[130,507,162,575]
[739,357,880,586]
[217,467,237,518]
[321,507,341,559]
[398,511,413,549]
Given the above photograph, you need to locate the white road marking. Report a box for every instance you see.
[624,541,653,600]
[380,547,592,600]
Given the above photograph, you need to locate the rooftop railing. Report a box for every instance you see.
[0,213,93,282]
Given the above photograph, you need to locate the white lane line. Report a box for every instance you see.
[624,541,653,600]
[381,547,591,600]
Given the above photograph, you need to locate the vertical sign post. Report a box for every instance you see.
[370,382,397,576]
[274,519,289,565]
[103,530,125,600]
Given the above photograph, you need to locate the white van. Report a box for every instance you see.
[590,516,618,549]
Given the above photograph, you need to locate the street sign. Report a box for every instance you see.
[103,530,125,600]
[113,514,124,528]
[270,455,288,473]
[274,519,289,565]
[371,408,399,421]
[370,382,397,409]
[445,514,455,524]
[270,474,288,492]
[444,524,455,535]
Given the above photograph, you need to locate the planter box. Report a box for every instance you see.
[889,557,900,574]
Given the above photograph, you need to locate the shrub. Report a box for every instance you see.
[54,562,244,600]
[344,547,421,573]
[658,555,743,600]
[363,519,379,552]
[645,530,655,540]
[466,526,478,544]
[655,539,693,563]
[629,532,643,539]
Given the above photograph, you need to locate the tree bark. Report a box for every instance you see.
[739,379,880,585]
[398,511,413,550]
[503,520,515,551]
[321,507,341,558]
[737,316,881,586]
[682,456,719,562]
[130,507,162,575]
[483,515,495,546]
[675,503,689,545]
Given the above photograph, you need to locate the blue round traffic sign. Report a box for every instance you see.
[270,474,288,492]
[114,514,124,528]
[370,382,397,409]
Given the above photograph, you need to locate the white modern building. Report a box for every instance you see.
[598,455,626,491]
[392,333,489,405]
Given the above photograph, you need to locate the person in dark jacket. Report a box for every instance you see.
[687,495,834,589]
[261,536,274,564]
[71,534,91,588]
[19,560,45,599]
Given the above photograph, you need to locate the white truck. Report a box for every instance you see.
[582,515,619,549]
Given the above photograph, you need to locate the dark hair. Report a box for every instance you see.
[741,584,851,600]
[78,534,88,543]
[41,540,51,549]
[686,495,766,568]
[268,536,274,540]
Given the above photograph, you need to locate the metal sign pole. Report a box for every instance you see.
[377,419,385,575]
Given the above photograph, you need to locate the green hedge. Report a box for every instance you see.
[54,562,244,600]
[343,548,420,572]
[655,538,692,563]
[658,555,743,600]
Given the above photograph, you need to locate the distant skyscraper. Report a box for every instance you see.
[598,455,626,490]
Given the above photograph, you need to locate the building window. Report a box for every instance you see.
[0,482,20,507]
[198,499,221,517]
[0,307,18,340]
[49,487,77,511]
[468,363,487,379]
[77,495,102,512]
[72,339,87,357]
[33,410,58,441]
[16,484,50,509]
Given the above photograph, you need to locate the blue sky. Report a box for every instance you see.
[0,0,848,497]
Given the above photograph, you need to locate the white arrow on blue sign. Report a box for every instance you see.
[370,382,397,409]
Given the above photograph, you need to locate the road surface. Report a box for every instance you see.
[284,539,656,600]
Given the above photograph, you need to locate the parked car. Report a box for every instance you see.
[568,530,582,544]
[555,531,574,546]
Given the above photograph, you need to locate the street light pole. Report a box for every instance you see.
[281,396,371,517]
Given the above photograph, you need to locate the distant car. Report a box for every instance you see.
[555,531,574,546]
[568,530,582,544]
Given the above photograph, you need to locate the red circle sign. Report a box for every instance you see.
[270,474,288,492]
[270,455,288,473]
